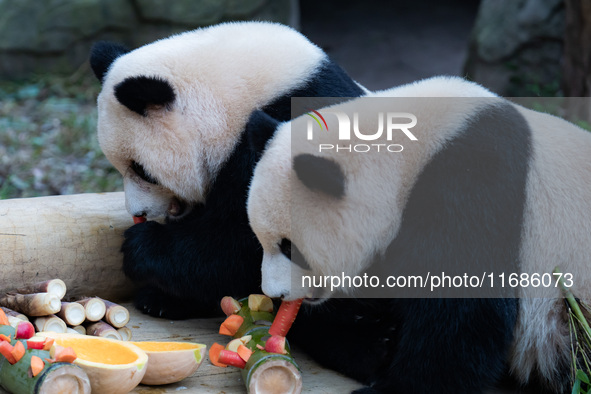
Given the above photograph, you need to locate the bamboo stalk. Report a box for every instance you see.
[224,297,302,394]
[0,348,91,394]
[554,267,591,336]
[56,302,86,326]
[117,326,132,341]
[74,298,106,322]
[0,293,61,316]
[15,279,67,300]
[85,321,122,340]
[70,325,86,335]
[33,315,67,333]
[0,307,28,322]
[100,299,130,328]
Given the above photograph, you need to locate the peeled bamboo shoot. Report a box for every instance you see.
[0,293,60,317]
[15,279,66,300]
[75,298,105,322]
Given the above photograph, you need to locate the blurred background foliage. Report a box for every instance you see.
[0,71,123,198]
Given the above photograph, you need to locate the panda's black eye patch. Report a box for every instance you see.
[279,239,310,271]
[131,161,158,185]
[280,238,291,259]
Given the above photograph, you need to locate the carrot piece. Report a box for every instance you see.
[30,355,45,377]
[209,342,227,368]
[0,341,16,364]
[0,309,8,326]
[237,344,253,362]
[11,341,25,363]
[133,216,146,224]
[42,337,54,351]
[0,334,11,343]
[219,315,244,336]
[54,347,77,363]
[268,299,303,337]
[218,350,246,369]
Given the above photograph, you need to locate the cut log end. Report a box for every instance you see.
[248,359,302,394]
[38,363,91,394]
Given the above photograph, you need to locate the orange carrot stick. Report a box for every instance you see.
[10,341,25,363]
[219,315,244,336]
[209,342,227,368]
[268,299,303,337]
[0,309,9,326]
[30,355,45,377]
[53,347,77,363]
[237,344,253,362]
[0,341,16,364]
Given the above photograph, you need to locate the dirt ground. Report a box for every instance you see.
[300,0,480,91]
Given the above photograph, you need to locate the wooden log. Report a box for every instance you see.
[0,192,136,302]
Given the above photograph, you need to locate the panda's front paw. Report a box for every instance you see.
[134,286,190,320]
[121,221,167,282]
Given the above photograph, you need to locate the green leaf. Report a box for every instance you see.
[577,369,590,384]
[573,378,581,394]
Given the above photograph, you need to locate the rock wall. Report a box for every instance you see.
[0,0,296,79]
[463,0,565,96]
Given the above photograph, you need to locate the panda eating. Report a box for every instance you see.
[247,76,591,393]
[89,21,366,318]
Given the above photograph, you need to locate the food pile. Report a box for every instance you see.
[210,294,304,394]
[0,279,206,394]
[0,279,132,341]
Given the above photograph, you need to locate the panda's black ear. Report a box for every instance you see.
[90,41,129,83]
[293,154,345,199]
[114,76,176,117]
[245,110,280,156]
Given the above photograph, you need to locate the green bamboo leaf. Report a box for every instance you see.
[577,369,590,384]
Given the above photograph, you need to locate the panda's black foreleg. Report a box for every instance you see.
[291,298,517,393]
[120,205,263,319]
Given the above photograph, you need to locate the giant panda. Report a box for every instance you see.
[247,76,591,393]
[89,21,366,319]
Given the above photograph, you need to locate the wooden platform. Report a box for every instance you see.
[125,305,363,393]
[0,303,362,394]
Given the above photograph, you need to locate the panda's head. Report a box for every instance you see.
[248,76,500,302]
[90,22,326,220]
[247,108,403,303]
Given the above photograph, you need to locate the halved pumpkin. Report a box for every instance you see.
[38,332,147,394]
[130,341,206,385]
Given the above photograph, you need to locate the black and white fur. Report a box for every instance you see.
[89,21,365,318]
[247,76,591,393]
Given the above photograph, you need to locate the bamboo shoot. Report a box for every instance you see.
[0,293,60,317]
[56,302,86,326]
[15,280,66,300]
